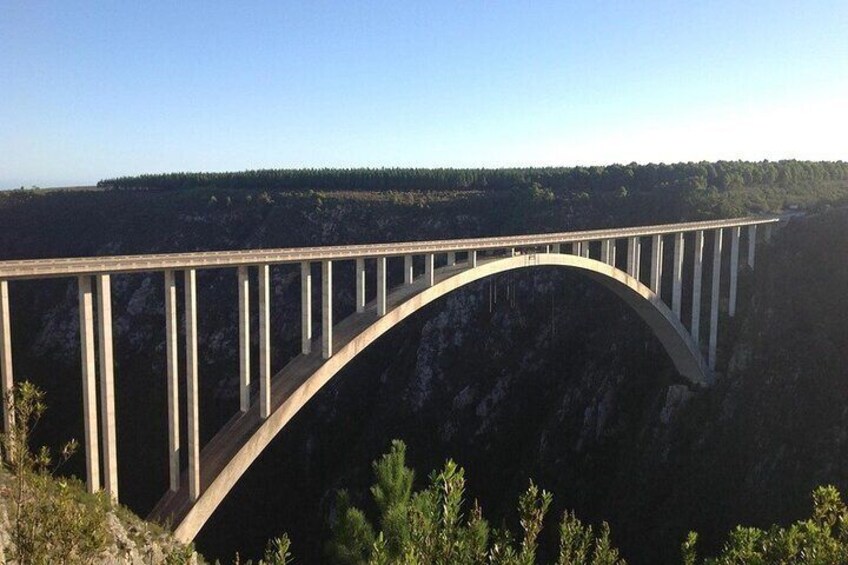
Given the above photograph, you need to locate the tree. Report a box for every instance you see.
[326,439,625,565]
[683,485,848,564]
[1,381,109,563]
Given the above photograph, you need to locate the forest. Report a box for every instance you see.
[99,160,848,196]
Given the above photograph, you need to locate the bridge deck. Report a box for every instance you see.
[0,216,779,280]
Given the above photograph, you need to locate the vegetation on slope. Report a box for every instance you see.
[94,161,848,228]
[275,439,848,564]
[327,440,624,565]
[684,484,848,564]
[2,167,848,562]
[99,161,848,198]
[0,382,196,564]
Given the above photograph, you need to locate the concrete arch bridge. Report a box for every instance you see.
[0,216,779,541]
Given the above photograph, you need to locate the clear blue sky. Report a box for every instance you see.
[2,1,846,188]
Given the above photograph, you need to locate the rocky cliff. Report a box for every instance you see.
[1,187,846,563]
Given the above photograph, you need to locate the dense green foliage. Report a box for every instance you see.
[99,161,848,196]
[685,485,848,564]
[233,534,294,565]
[319,441,848,564]
[325,440,625,565]
[314,440,848,563]
[1,381,108,564]
[0,383,195,564]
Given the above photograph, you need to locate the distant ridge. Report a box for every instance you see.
[98,160,848,193]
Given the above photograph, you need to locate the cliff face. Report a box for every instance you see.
[1,188,846,564]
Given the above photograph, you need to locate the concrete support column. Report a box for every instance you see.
[404,255,414,285]
[164,270,180,493]
[356,258,366,313]
[447,252,456,266]
[691,231,704,347]
[672,233,684,318]
[611,242,617,267]
[553,243,561,254]
[96,274,118,502]
[377,257,387,316]
[78,276,100,494]
[747,225,757,269]
[301,262,312,355]
[729,227,741,317]
[650,235,663,295]
[321,260,333,360]
[469,250,478,268]
[626,237,638,277]
[0,280,13,439]
[581,242,590,258]
[184,269,200,502]
[708,229,723,370]
[237,266,250,411]
[258,265,271,418]
[509,248,516,257]
[425,253,435,286]
[601,240,612,265]
[635,238,642,281]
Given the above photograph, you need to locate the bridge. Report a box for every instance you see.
[0,215,779,542]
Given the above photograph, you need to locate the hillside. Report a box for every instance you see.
[0,467,196,563]
[0,164,847,563]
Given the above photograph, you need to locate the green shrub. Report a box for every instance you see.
[683,485,848,564]
[2,381,109,563]
[325,439,625,565]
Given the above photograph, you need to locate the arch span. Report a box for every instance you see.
[151,253,710,541]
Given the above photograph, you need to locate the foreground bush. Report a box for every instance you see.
[685,485,848,564]
[0,381,110,563]
[1,382,195,564]
[325,439,624,565]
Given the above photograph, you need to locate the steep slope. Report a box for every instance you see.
[0,468,196,563]
[0,186,846,563]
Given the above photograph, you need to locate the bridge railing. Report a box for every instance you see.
[0,215,780,507]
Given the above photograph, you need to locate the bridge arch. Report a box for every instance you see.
[156,252,709,541]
